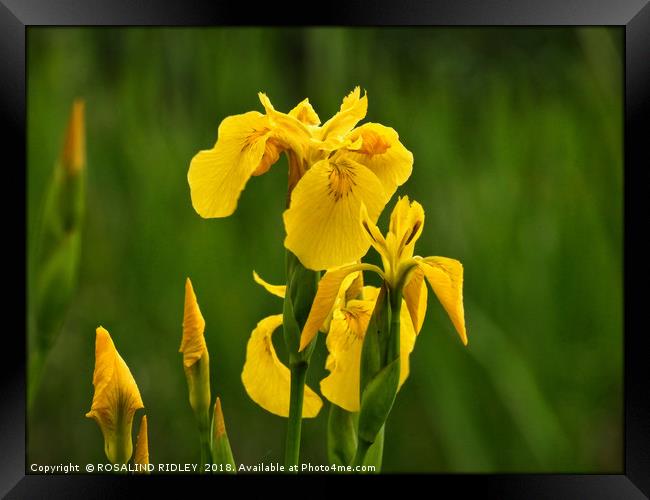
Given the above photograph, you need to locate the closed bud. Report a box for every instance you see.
[61,99,86,177]
[210,397,237,473]
[134,415,150,473]
[180,278,211,422]
[85,327,144,465]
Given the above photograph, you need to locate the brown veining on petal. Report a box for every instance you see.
[327,160,357,202]
[241,127,271,152]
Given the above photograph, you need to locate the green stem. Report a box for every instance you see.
[199,413,212,472]
[285,361,308,470]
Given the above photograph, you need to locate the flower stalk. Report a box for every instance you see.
[198,412,212,470]
[282,251,319,469]
[285,360,308,469]
[180,278,213,469]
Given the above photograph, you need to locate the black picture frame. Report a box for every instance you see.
[3,1,649,496]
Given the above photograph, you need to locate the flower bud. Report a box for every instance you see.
[180,278,211,421]
[85,327,144,464]
[210,397,236,473]
[134,415,150,473]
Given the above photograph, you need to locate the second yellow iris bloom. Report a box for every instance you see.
[241,269,417,414]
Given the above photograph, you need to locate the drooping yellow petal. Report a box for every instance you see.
[284,157,390,271]
[321,286,417,412]
[319,87,368,141]
[134,415,149,471]
[289,98,321,126]
[402,267,428,335]
[252,271,286,299]
[343,123,413,199]
[188,111,273,218]
[419,257,467,345]
[299,263,383,351]
[241,315,322,418]
[398,296,417,386]
[179,278,207,368]
[388,196,425,260]
[85,327,144,464]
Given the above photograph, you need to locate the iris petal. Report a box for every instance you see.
[319,87,368,141]
[188,111,272,218]
[344,123,413,199]
[241,315,322,418]
[299,263,383,351]
[252,271,286,299]
[284,157,389,271]
[419,257,467,345]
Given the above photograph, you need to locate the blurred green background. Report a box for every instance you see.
[27,27,623,472]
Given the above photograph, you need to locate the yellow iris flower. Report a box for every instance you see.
[241,273,322,418]
[299,196,468,353]
[188,87,413,270]
[86,326,144,464]
[243,271,416,414]
[320,285,416,412]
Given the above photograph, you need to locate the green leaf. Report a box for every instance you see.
[33,229,81,354]
[357,358,400,444]
[327,404,357,466]
[363,425,384,472]
[360,284,390,391]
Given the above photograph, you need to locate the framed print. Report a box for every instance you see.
[3,0,649,497]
